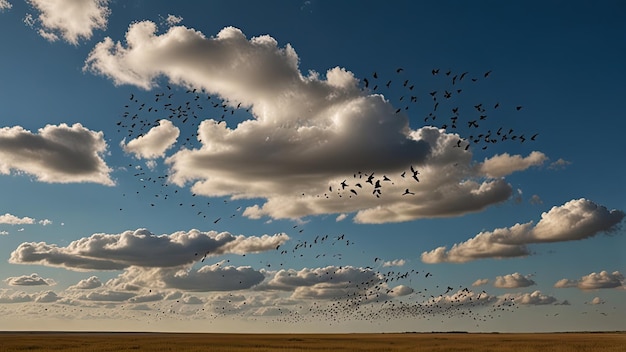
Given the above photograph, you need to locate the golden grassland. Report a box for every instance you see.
[0,332,624,351]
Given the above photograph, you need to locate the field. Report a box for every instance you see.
[0,332,624,351]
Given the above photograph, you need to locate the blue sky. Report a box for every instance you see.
[0,0,624,333]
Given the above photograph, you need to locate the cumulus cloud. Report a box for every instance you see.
[26,0,110,45]
[590,297,605,305]
[258,265,406,302]
[478,151,547,178]
[0,0,11,11]
[493,273,535,288]
[421,198,625,263]
[68,276,102,290]
[79,290,136,302]
[0,213,35,225]
[121,119,180,159]
[9,228,289,271]
[104,265,265,292]
[159,265,264,291]
[0,289,32,303]
[382,259,406,267]
[83,23,536,223]
[34,290,59,303]
[554,271,624,290]
[335,214,348,222]
[472,278,489,287]
[500,290,558,305]
[387,284,413,297]
[164,14,182,26]
[4,273,56,286]
[0,123,114,185]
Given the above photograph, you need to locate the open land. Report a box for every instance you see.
[0,332,624,351]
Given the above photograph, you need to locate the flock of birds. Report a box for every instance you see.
[109,67,548,326]
[362,67,539,152]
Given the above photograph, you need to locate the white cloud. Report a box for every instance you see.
[26,0,110,45]
[529,194,543,205]
[165,14,182,26]
[79,290,136,302]
[335,213,348,222]
[478,151,547,178]
[0,213,35,225]
[500,290,558,305]
[23,13,35,27]
[387,284,413,297]
[34,290,59,303]
[590,297,605,305]
[554,271,624,290]
[104,265,265,293]
[0,123,114,185]
[68,276,102,290]
[493,273,536,288]
[121,119,180,159]
[548,158,571,170]
[38,219,53,226]
[159,265,264,292]
[9,228,289,271]
[84,23,530,223]
[0,0,11,11]
[382,259,406,267]
[472,278,489,287]
[421,198,625,263]
[0,289,32,303]
[4,273,56,286]
[258,265,407,302]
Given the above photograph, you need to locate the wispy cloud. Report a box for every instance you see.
[0,123,114,185]
[421,198,625,263]
[26,0,110,45]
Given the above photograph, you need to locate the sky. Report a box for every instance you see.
[0,0,624,333]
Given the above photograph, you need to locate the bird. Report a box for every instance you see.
[402,189,415,196]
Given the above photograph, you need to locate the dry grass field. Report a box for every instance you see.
[0,332,624,351]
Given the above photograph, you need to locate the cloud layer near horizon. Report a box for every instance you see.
[83,22,552,223]
[9,228,288,271]
[421,198,625,263]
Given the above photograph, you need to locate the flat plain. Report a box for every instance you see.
[0,332,624,351]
